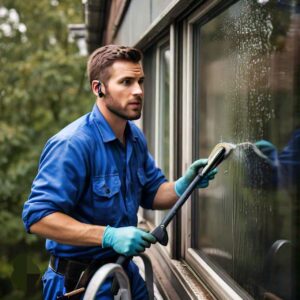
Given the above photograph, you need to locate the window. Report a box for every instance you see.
[155,41,171,228]
[156,43,171,180]
[186,1,300,299]
[143,46,157,225]
[142,40,172,233]
[143,46,156,157]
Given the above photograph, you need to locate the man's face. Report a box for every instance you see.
[103,60,144,121]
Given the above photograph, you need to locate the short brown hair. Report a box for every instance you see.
[87,44,143,86]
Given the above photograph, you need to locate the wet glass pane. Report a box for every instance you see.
[193,1,300,299]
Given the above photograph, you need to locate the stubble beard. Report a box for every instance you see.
[105,95,142,121]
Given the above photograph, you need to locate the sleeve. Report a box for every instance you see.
[138,136,167,209]
[22,134,90,233]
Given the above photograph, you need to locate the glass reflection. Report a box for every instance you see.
[193,0,300,299]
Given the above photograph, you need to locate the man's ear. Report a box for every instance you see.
[92,80,106,97]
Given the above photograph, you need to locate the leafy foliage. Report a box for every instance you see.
[0,1,91,298]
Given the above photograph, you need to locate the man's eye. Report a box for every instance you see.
[138,79,144,85]
[122,79,131,85]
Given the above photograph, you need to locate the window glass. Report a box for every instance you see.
[193,1,300,299]
[155,42,170,232]
[157,45,170,179]
[143,44,171,226]
[143,46,156,156]
[155,43,171,252]
[143,46,156,224]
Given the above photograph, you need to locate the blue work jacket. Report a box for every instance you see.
[22,104,166,260]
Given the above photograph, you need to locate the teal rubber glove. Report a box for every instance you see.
[102,226,156,256]
[255,140,278,161]
[174,158,217,197]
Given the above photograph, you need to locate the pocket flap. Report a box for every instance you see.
[93,175,121,198]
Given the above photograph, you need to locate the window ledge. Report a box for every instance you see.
[145,243,215,300]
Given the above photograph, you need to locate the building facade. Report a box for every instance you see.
[84,0,300,299]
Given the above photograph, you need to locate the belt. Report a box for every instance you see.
[50,255,90,276]
[49,254,120,298]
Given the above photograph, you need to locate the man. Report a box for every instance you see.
[22,45,216,299]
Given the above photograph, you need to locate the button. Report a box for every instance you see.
[105,187,110,194]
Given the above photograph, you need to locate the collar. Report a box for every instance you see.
[125,121,138,143]
[92,104,138,143]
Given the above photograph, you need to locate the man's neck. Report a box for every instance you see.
[96,101,127,143]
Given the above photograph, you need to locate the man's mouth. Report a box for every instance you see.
[129,102,141,105]
[128,99,142,107]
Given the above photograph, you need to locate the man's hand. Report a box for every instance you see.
[102,226,156,256]
[255,140,278,162]
[174,158,217,197]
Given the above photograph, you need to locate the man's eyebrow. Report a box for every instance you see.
[118,76,145,80]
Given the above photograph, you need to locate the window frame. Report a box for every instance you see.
[141,29,178,257]
[155,32,178,254]
[182,1,253,299]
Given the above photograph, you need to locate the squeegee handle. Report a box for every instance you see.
[113,148,226,294]
[160,172,204,228]
[113,170,206,293]
[156,146,225,230]
[115,254,127,265]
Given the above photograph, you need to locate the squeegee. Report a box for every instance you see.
[152,142,235,245]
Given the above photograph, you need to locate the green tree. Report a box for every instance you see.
[0,1,91,298]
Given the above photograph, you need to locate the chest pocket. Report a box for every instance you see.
[92,174,121,224]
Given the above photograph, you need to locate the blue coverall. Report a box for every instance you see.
[22,104,166,299]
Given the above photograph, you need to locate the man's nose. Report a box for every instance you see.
[132,82,143,95]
